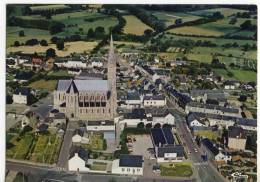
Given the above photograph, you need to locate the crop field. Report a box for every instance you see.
[28,134,62,164]
[6,26,51,47]
[168,25,225,36]
[152,11,201,26]
[188,8,247,17]
[7,41,98,56]
[123,15,153,35]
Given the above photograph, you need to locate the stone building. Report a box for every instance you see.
[53,36,117,120]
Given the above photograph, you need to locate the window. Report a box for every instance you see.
[127,168,130,172]
[122,168,125,172]
[137,168,140,172]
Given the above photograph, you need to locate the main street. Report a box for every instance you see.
[167,99,228,182]
[6,161,193,182]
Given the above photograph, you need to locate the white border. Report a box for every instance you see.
[0,1,259,182]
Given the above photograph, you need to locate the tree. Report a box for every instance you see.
[144,29,153,37]
[46,48,56,58]
[154,123,161,128]
[25,39,39,46]
[137,122,144,129]
[40,39,48,46]
[51,36,59,44]
[49,22,65,35]
[229,17,237,25]
[238,95,247,102]
[175,18,182,25]
[87,28,95,38]
[13,41,20,47]
[240,20,254,30]
[19,30,25,37]
[95,26,105,34]
[146,123,152,128]
[56,40,64,50]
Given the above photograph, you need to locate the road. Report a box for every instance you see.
[6,161,193,182]
[30,93,53,120]
[167,99,228,182]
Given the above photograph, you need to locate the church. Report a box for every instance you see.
[53,36,117,120]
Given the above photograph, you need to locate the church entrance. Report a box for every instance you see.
[71,113,74,118]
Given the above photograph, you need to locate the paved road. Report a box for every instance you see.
[6,161,193,182]
[30,93,53,120]
[167,100,227,182]
[57,121,74,169]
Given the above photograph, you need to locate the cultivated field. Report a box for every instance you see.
[188,8,247,17]
[168,26,225,36]
[123,15,153,35]
[7,41,98,56]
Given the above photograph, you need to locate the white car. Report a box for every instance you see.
[194,149,198,153]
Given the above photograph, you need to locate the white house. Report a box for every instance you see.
[68,146,90,172]
[86,120,115,132]
[55,60,87,69]
[72,129,89,144]
[12,87,31,104]
[215,151,231,163]
[111,155,143,176]
[143,95,166,107]
[156,146,185,163]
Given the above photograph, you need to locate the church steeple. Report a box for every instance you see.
[110,34,114,50]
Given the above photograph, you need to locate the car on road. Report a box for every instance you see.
[32,104,38,107]
[194,148,198,153]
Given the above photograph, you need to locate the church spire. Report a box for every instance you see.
[110,34,114,50]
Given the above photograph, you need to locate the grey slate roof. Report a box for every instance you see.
[119,154,143,167]
[70,146,88,161]
[228,126,246,139]
[143,95,165,101]
[56,80,108,92]
[14,87,31,96]
[157,145,184,158]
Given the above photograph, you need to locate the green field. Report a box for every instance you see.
[123,15,153,35]
[29,80,57,91]
[6,26,51,47]
[90,162,107,171]
[188,8,247,17]
[213,68,256,82]
[152,11,201,26]
[82,133,105,151]
[160,162,193,177]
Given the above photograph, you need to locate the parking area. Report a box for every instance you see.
[128,134,154,159]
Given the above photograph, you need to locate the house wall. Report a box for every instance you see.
[87,125,115,131]
[13,94,27,104]
[68,155,89,172]
[72,135,82,143]
[157,157,183,163]
[143,99,166,107]
[111,159,143,176]
[228,138,246,151]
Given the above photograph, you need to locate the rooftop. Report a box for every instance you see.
[119,154,143,168]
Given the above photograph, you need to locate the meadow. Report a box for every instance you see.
[123,15,153,35]
[187,8,247,17]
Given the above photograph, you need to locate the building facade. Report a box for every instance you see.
[54,36,117,120]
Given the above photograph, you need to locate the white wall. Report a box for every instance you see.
[87,125,115,131]
[68,154,89,172]
[111,159,143,176]
[13,94,27,104]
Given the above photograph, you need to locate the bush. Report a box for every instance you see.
[40,39,48,46]
[19,30,25,37]
[103,139,107,150]
[56,39,64,50]
[137,122,144,129]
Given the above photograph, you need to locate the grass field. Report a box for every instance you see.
[188,8,247,17]
[29,80,57,91]
[7,41,98,56]
[6,26,51,47]
[47,70,70,77]
[30,4,70,12]
[168,26,225,36]
[213,68,256,82]
[123,15,153,35]
[194,130,219,140]
[160,162,193,177]
[152,11,201,26]
[90,162,107,171]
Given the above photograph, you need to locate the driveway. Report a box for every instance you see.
[130,135,154,159]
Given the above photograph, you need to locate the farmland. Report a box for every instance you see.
[152,11,201,26]
[123,15,153,35]
[7,41,98,56]
[188,8,247,17]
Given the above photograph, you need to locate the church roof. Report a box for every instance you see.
[57,80,108,92]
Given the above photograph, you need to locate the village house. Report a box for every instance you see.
[228,126,247,151]
[68,146,90,172]
[72,129,89,144]
[12,87,31,104]
[111,154,143,176]
[143,95,166,107]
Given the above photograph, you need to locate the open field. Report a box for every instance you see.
[123,15,153,35]
[7,41,98,56]
[213,68,256,82]
[168,25,225,36]
[7,26,51,47]
[194,130,219,140]
[30,4,70,12]
[160,162,193,177]
[152,11,201,26]
[29,80,57,91]
[188,8,247,17]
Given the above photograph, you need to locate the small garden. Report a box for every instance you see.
[160,162,193,177]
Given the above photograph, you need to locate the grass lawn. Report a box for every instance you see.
[29,80,57,91]
[229,69,257,82]
[82,133,104,151]
[194,130,219,140]
[90,162,107,171]
[123,15,153,35]
[7,41,98,56]
[160,162,193,177]
[47,70,70,77]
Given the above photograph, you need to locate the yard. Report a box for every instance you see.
[82,133,105,151]
[160,162,193,177]
[90,162,107,171]
[29,80,57,91]
[123,15,153,35]
[194,130,219,140]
